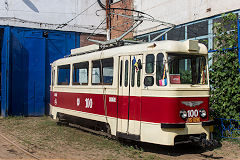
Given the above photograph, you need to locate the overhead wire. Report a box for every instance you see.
[56,1,98,29]
[0,16,105,32]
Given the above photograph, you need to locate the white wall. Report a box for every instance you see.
[0,0,106,33]
[134,0,240,35]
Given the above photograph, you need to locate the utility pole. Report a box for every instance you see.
[106,0,111,40]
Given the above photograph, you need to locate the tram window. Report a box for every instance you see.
[168,54,208,84]
[92,58,113,85]
[146,54,155,73]
[124,60,129,87]
[73,61,89,85]
[156,53,166,86]
[51,68,55,86]
[144,76,154,86]
[120,60,123,87]
[137,59,141,87]
[57,64,70,85]
[131,59,135,87]
[102,58,114,85]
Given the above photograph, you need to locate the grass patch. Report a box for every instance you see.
[0,116,169,159]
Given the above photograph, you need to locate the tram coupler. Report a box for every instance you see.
[189,133,218,150]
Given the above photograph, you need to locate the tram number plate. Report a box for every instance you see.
[186,109,200,123]
[187,117,200,123]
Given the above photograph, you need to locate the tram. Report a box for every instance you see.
[50,40,214,146]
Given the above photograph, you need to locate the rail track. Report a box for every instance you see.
[0,131,40,159]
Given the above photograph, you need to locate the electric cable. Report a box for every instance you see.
[56,1,98,29]
[96,8,155,20]
[0,16,104,32]
[97,0,106,10]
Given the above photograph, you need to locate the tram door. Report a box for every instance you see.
[117,55,142,140]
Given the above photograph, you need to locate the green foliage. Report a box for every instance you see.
[180,69,192,83]
[210,13,240,120]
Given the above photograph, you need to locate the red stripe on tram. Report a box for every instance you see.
[50,91,209,124]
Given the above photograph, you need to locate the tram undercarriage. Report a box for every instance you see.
[51,105,216,148]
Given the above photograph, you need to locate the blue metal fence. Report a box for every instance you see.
[219,118,240,139]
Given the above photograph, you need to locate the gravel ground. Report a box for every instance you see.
[0,116,239,160]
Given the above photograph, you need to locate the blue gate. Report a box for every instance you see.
[1,26,80,116]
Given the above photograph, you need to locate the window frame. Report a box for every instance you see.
[124,60,129,87]
[156,53,166,86]
[72,61,89,85]
[91,58,114,85]
[51,67,55,87]
[120,60,123,87]
[145,54,155,74]
[57,64,71,86]
[143,52,168,87]
[167,53,208,85]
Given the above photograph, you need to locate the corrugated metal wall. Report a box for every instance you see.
[0,26,80,116]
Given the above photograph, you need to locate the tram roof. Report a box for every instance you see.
[53,40,208,65]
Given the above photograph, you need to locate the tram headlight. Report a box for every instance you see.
[199,109,207,118]
[179,110,187,119]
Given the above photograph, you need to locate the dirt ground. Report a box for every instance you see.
[0,116,239,160]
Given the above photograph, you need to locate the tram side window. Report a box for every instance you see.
[120,60,123,87]
[144,54,154,86]
[57,64,70,85]
[73,61,89,85]
[145,54,155,73]
[92,58,114,85]
[144,76,154,86]
[124,60,129,87]
[131,59,135,87]
[156,53,167,86]
[103,58,114,84]
[137,59,141,87]
[51,68,55,86]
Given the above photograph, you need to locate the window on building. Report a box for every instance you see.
[137,36,149,42]
[58,64,70,85]
[92,58,114,85]
[213,15,238,49]
[167,26,185,40]
[213,16,237,32]
[150,32,165,41]
[187,21,208,39]
[73,61,89,85]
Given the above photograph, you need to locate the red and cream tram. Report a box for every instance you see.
[50,40,214,146]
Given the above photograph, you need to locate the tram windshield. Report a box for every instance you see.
[168,53,207,85]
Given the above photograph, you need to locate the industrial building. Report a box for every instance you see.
[109,0,240,65]
[0,0,105,116]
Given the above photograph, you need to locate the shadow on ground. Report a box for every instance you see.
[118,139,223,159]
[60,121,224,159]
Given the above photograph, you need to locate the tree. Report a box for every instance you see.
[210,13,240,120]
